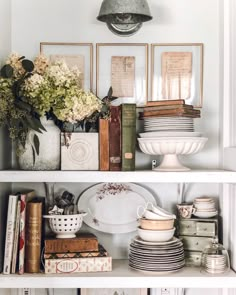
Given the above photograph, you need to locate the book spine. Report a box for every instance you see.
[18,194,26,275]
[3,195,18,274]
[146,99,185,107]
[109,106,121,171]
[99,118,110,171]
[144,104,193,111]
[11,200,21,274]
[44,257,112,274]
[121,104,136,171]
[44,238,99,254]
[143,108,200,116]
[25,202,42,273]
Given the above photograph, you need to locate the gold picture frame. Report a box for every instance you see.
[96,43,149,107]
[40,42,93,91]
[150,43,204,108]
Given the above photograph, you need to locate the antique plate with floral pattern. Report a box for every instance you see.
[77,183,156,233]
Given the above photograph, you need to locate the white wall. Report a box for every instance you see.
[10,0,220,169]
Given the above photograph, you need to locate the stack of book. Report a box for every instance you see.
[99,103,136,171]
[139,99,201,119]
[44,233,112,274]
[3,191,44,275]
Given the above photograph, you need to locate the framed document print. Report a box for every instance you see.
[96,43,148,107]
[40,42,93,91]
[150,43,203,107]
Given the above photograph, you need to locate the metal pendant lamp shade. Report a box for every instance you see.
[97,0,152,36]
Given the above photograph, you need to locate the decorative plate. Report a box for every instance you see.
[77,183,156,233]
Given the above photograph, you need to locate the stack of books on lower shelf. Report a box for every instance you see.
[44,233,112,274]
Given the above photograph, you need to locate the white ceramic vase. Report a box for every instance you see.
[18,117,61,170]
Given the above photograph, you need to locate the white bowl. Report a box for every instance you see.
[43,213,87,238]
[138,227,175,242]
[139,132,202,138]
[138,137,208,171]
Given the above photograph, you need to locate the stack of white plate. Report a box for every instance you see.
[129,236,185,273]
[193,197,218,218]
[144,117,194,133]
[203,254,227,274]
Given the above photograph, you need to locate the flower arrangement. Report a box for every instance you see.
[0,53,106,157]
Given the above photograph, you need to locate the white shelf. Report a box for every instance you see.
[0,169,236,183]
[0,260,235,288]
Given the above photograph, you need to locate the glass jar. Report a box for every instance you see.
[201,238,230,274]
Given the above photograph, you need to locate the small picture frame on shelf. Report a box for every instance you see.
[40,42,93,91]
[80,289,148,295]
[96,43,149,107]
[150,43,204,108]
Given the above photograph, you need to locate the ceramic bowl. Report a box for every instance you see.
[43,213,87,238]
[138,227,175,242]
[139,218,174,230]
[138,137,208,171]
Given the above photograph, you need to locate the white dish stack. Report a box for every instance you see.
[193,197,218,218]
[128,204,185,273]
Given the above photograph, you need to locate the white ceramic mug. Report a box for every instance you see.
[176,204,196,219]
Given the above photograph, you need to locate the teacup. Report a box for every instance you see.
[176,203,196,219]
[137,202,175,220]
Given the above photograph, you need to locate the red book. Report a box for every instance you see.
[18,191,35,274]
[109,106,121,171]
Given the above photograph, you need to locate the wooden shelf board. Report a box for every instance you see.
[0,169,236,183]
[0,260,236,288]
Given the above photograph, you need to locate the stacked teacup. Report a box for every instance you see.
[137,202,176,242]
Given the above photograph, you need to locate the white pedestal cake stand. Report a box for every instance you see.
[138,137,208,172]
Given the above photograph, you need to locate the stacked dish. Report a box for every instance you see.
[137,203,176,242]
[193,197,218,218]
[144,117,195,133]
[129,236,185,273]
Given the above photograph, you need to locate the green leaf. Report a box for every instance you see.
[25,116,42,132]
[107,86,113,98]
[18,56,25,61]
[15,100,32,112]
[1,64,13,78]
[33,134,40,155]
[31,145,36,165]
[22,59,34,72]
[37,118,47,132]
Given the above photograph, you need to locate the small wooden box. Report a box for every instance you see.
[178,218,218,237]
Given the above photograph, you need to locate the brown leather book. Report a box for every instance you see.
[146,99,185,107]
[143,108,200,118]
[99,118,109,171]
[109,106,121,171]
[25,201,42,273]
[44,233,99,254]
[144,104,193,112]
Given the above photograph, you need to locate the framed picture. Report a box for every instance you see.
[40,42,93,91]
[81,289,148,295]
[96,43,149,107]
[150,43,204,108]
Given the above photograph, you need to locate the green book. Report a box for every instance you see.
[121,104,136,171]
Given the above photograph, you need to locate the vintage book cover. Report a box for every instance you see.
[141,112,200,119]
[147,99,186,107]
[121,104,136,171]
[18,191,35,275]
[11,200,21,274]
[99,118,110,171]
[109,106,122,171]
[3,195,18,274]
[44,233,99,254]
[144,104,193,112]
[25,200,43,273]
[44,244,108,259]
[143,108,200,118]
[44,256,112,274]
